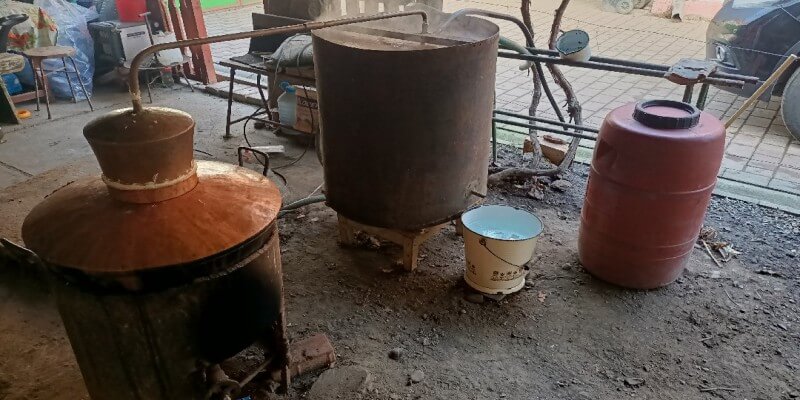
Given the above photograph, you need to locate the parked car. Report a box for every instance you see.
[706,0,800,140]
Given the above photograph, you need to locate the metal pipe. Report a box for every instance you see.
[696,83,710,110]
[497,51,747,88]
[725,54,798,128]
[493,117,598,141]
[523,47,759,83]
[128,11,430,112]
[448,10,566,122]
[439,9,534,47]
[494,109,599,133]
[682,84,694,103]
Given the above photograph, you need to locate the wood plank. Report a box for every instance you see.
[179,0,216,84]
[0,81,21,124]
[336,214,449,271]
[10,89,46,104]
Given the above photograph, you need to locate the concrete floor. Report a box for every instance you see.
[0,83,323,201]
[1,66,798,400]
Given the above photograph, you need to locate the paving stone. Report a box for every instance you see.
[730,134,761,147]
[745,115,773,128]
[774,166,800,181]
[737,125,768,137]
[721,154,748,171]
[782,154,800,169]
[769,178,800,192]
[749,108,778,119]
[744,166,775,178]
[761,133,791,146]
[755,143,787,159]
[748,158,780,171]
[726,143,756,159]
[722,169,771,186]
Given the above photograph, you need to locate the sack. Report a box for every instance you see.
[266,35,314,68]
[2,74,23,95]
[34,0,99,100]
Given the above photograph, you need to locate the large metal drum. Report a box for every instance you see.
[21,108,287,399]
[312,15,499,230]
[578,100,725,289]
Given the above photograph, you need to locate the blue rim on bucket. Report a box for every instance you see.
[460,205,544,241]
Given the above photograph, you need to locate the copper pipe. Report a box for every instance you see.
[128,11,430,112]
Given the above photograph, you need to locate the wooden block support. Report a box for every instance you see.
[523,135,569,165]
[271,333,336,381]
[337,214,448,271]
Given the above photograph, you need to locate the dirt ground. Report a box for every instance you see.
[1,137,798,400]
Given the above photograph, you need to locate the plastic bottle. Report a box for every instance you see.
[278,81,297,127]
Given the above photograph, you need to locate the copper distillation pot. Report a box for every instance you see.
[21,106,288,400]
[17,11,430,400]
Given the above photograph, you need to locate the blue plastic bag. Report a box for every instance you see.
[2,74,23,95]
[34,0,99,100]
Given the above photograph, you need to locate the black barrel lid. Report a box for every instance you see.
[633,100,701,129]
[556,29,590,55]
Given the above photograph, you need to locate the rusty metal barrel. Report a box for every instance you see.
[578,100,725,289]
[312,15,499,230]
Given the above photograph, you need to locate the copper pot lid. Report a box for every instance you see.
[21,107,282,273]
[21,161,281,272]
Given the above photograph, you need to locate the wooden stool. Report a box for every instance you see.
[337,214,450,271]
[23,45,94,119]
[0,52,26,124]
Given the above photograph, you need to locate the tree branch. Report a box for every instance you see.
[490,0,583,183]
[542,0,582,174]
[520,0,543,170]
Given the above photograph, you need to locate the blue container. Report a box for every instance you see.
[2,74,23,95]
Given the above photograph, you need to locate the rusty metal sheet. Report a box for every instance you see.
[666,58,717,85]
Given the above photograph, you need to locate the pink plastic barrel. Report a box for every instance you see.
[116,0,147,22]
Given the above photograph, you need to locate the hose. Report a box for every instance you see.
[278,195,327,218]
[499,36,534,70]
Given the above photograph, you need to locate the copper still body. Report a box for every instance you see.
[21,108,287,399]
[312,15,499,230]
[578,100,725,289]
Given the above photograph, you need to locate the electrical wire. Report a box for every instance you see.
[236,35,320,186]
[269,35,317,171]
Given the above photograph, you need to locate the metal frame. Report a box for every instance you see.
[27,54,94,120]
[491,49,759,163]
[222,61,272,138]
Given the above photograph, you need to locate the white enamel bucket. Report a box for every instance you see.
[461,205,544,294]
